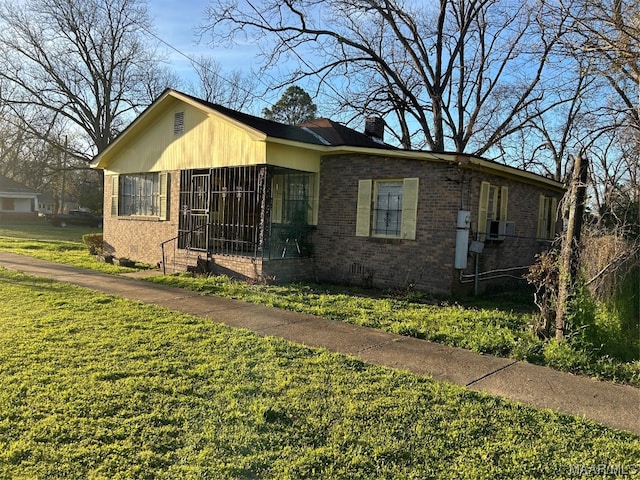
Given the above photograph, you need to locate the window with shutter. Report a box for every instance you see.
[478,181,509,240]
[110,175,119,216]
[355,179,372,237]
[355,178,418,239]
[373,180,403,237]
[478,181,490,240]
[158,172,169,220]
[400,178,419,240]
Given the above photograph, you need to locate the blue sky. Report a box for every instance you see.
[147,1,276,106]
[148,1,239,75]
[146,0,331,115]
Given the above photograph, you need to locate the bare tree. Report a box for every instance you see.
[500,56,598,182]
[139,63,184,105]
[0,113,53,191]
[562,0,640,131]
[522,0,640,340]
[201,0,572,155]
[187,56,256,111]
[0,0,166,160]
[556,0,639,238]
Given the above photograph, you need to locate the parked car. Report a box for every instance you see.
[47,210,103,228]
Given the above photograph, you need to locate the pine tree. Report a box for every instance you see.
[263,86,317,125]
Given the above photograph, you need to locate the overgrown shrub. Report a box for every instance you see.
[82,233,103,255]
[579,233,639,362]
[581,233,638,315]
[524,249,559,338]
[608,263,639,347]
[564,284,598,350]
[557,279,639,364]
[521,236,638,383]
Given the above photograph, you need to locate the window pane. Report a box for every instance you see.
[284,174,310,223]
[118,173,160,216]
[373,181,402,236]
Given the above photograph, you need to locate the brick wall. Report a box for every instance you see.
[103,161,562,292]
[103,170,179,266]
[461,171,562,294]
[314,155,563,295]
[104,170,315,283]
[315,155,461,294]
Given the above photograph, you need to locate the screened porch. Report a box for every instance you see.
[176,165,316,261]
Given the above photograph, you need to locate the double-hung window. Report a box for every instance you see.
[356,178,419,239]
[110,172,168,220]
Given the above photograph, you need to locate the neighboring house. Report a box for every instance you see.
[91,89,564,294]
[0,174,39,219]
[37,191,80,215]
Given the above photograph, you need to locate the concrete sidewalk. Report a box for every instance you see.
[0,251,638,435]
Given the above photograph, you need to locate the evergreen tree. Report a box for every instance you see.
[263,86,317,125]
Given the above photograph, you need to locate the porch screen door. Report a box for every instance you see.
[187,173,210,251]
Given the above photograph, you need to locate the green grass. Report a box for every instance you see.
[0,219,144,274]
[152,276,526,354]
[150,275,640,386]
[0,217,93,242]
[0,268,638,478]
[0,219,638,385]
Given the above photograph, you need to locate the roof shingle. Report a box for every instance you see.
[0,174,37,194]
[180,91,397,150]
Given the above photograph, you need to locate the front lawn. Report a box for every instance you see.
[0,219,142,274]
[0,268,637,478]
[150,274,640,386]
[0,217,94,242]
[0,219,638,385]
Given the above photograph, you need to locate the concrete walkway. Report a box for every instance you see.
[0,251,638,435]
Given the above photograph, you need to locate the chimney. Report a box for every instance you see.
[364,116,384,141]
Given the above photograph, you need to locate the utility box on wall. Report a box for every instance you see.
[455,210,471,269]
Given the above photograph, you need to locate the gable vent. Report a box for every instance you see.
[173,111,185,135]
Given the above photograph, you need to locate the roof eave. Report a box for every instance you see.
[465,158,565,191]
[266,137,460,162]
[0,191,39,197]
[266,142,564,190]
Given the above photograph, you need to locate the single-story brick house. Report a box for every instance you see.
[0,174,39,220]
[91,89,564,294]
